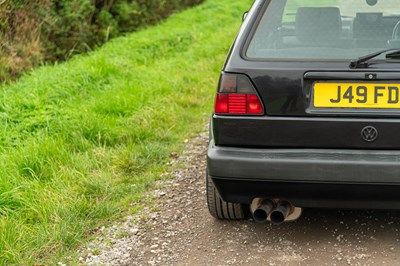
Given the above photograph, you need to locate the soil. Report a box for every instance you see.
[80,131,400,266]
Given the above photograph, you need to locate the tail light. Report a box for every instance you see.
[214,73,264,115]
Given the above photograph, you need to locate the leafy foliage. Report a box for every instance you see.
[0,0,203,81]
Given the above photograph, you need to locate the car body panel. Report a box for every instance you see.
[208,0,400,210]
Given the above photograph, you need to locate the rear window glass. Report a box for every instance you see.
[247,0,400,60]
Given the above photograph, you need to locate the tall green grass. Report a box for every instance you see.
[0,0,252,264]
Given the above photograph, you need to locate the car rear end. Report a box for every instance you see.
[207,0,400,224]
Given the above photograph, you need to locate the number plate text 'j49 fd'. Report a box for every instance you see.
[313,82,400,109]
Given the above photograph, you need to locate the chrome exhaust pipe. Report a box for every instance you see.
[250,198,273,223]
[270,201,292,225]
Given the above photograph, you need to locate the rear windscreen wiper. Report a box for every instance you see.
[385,50,400,59]
[349,48,400,69]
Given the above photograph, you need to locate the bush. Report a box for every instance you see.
[0,0,203,81]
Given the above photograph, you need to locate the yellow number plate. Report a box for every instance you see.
[314,82,400,108]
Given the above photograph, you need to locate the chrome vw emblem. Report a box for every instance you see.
[361,126,378,142]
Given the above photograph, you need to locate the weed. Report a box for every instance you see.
[92,249,101,256]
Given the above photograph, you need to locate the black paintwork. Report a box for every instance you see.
[208,0,400,209]
[214,0,400,149]
[213,116,400,149]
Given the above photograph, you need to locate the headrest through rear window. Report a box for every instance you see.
[296,7,342,45]
[353,13,385,39]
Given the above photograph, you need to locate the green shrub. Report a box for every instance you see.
[0,0,203,81]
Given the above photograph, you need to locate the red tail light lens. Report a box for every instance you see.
[214,73,264,115]
[215,94,229,113]
[247,94,263,114]
[215,93,263,115]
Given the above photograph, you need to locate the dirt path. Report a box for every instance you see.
[80,131,400,266]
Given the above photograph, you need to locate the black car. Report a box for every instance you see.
[206,0,400,225]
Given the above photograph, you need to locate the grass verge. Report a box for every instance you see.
[0,0,252,264]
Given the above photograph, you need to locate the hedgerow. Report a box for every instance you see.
[0,0,203,81]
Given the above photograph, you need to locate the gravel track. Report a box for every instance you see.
[79,131,400,266]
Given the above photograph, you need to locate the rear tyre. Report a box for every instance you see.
[206,172,246,220]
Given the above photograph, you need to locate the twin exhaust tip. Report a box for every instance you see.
[250,198,302,225]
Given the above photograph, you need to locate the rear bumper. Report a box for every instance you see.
[207,140,400,209]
